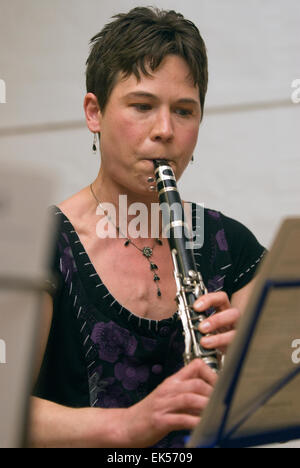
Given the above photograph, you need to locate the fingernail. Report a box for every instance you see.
[200,321,211,332]
[195,300,205,310]
[201,336,214,347]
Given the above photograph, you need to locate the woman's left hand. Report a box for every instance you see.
[193,292,241,355]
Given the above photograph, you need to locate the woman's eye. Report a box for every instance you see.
[175,108,192,117]
[132,103,152,112]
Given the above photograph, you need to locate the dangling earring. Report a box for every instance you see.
[190,155,194,165]
[92,133,98,154]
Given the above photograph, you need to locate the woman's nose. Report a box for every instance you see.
[150,109,174,142]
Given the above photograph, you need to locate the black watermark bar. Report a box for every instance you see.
[82,449,207,465]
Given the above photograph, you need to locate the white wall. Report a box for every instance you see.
[0,0,299,249]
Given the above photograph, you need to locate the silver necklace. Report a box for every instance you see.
[90,183,163,297]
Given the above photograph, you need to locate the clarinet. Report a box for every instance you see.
[153,159,219,372]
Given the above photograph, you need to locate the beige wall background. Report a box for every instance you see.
[0,0,299,249]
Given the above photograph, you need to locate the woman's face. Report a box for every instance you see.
[92,55,202,195]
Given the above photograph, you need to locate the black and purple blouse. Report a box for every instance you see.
[34,205,266,447]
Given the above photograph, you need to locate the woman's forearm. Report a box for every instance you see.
[28,358,218,448]
[27,397,129,448]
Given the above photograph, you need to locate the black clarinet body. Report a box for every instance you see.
[153,159,219,372]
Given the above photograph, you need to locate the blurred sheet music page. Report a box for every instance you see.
[0,162,57,447]
[188,218,300,447]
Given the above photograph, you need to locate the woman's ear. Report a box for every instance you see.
[84,93,102,133]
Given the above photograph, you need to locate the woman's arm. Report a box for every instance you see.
[28,294,128,448]
[230,278,256,314]
[28,360,216,448]
[28,397,128,448]
[28,294,217,448]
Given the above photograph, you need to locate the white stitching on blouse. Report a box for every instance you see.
[221,264,232,270]
[233,251,266,283]
[83,335,90,346]
[58,206,188,338]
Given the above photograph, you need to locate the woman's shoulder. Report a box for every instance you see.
[191,203,255,236]
[51,186,93,236]
[56,186,89,217]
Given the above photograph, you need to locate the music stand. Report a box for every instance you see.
[187,218,300,448]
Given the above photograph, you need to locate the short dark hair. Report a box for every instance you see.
[86,7,208,117]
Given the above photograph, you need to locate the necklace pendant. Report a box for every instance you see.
[142,247,153,258]
[150,262,158,271]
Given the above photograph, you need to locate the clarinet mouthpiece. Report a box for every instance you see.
[153,159,168,168]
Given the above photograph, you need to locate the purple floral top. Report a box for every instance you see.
[35,204,265,448]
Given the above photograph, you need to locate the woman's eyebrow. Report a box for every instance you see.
[124,91,158,100]
[123,91,200,107]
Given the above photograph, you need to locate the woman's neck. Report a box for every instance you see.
[90,173,163,241]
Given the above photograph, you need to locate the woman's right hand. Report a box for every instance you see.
[123,358,218,447]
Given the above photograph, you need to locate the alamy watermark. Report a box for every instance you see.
[95,196,204,249]
[291,79,300,104]
[291,339,300,364]
[0,339,6,364]
[0,78,6,103]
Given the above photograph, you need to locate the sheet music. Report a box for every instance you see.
[188,218,300,447]
[226,286,300,438]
